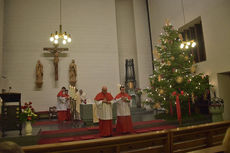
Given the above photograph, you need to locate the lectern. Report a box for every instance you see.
[0,93,22,137]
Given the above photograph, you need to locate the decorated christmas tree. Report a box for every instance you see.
[144,20,211,122]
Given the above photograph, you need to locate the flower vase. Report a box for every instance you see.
[25,121,32,136]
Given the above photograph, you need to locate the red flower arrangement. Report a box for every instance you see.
[19,102,37,122]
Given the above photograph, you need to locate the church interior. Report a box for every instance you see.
[0,0,230,152]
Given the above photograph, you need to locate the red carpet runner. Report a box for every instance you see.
[38,120,176,144]
[38,119,164,135]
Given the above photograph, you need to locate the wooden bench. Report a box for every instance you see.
[169,121,230,153]
[22,121,230,153]
[187,145,226,153]
[22,130,170,153]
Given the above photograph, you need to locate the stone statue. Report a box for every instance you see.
[54,52,59,81]
[36,60,43,88]
[69,59,77,86]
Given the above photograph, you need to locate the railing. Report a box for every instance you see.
[22,121,230,153]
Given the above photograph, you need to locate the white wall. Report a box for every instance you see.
[133,0,152,89]
[115,0,152,89]
[148,0,230,95]
[0,0,4,90]
[115,0,139,86]
[218,73,230,121]
[3,0,120,111]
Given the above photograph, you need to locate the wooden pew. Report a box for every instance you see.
[169,121,230,153]
[22,130,170,153]
[187,145,226,153]
[22,121,230,153]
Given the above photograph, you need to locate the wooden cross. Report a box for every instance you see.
[43,46,69,81]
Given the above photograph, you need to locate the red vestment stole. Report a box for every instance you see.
[57,91,64,97]
[94,92,113,101]
[115,92,131,100]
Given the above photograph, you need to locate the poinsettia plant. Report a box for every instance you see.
[19,102,37,122]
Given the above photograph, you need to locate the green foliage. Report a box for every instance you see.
[144,22,211,118]
[135,88,142,96]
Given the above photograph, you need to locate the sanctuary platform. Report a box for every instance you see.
[0,108,179,146]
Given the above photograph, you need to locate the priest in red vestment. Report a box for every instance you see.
[114,85,133,134]
[94,86,114,137]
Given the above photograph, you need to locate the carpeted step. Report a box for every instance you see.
[135,129,152,133]
[80,135,97,140]
[87,127,99,130]
[38,124,177,145]
[59,137,75,142]
[37,119,177,145]
[135,125,176,134]
[131,108,155,115]
[40,120,165,138]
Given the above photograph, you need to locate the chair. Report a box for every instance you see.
[49,106,57,119]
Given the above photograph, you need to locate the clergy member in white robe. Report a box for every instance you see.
[94,86,114,137]
[79,89,87,104]
[114,85,133,134]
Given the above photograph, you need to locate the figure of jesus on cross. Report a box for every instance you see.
[43,46,68,81]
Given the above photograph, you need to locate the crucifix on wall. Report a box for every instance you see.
[43,46,68,81]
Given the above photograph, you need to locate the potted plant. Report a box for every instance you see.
[19,102,37,135]
[209,96,224,122]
